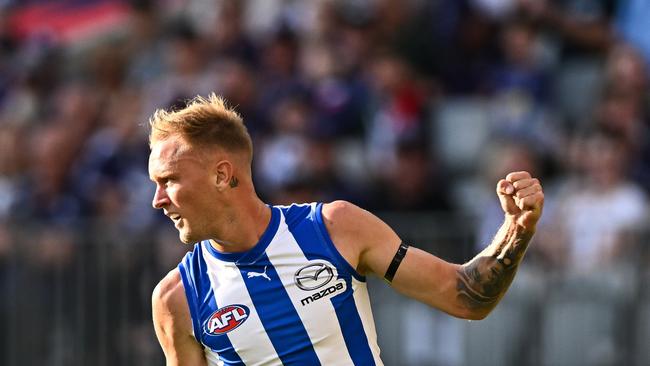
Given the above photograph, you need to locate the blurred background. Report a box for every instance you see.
[0,0,649,365]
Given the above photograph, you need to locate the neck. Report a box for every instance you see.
[208,195,271,253]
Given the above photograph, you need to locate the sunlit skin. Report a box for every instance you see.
[148,134,270,252]
[150,139,544,363]
[148,97,545,366]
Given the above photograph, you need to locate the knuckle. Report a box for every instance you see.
[514,179,530,189]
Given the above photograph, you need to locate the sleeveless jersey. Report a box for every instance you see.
[178,202,383,366]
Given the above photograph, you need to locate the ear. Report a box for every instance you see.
[213,159,234,191]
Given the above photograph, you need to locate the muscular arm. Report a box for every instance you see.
[152,269,207,366]
[455,218,533,317]
[324,171,543,320]
[457,172,542,317]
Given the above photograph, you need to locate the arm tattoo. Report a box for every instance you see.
[229,176,239,188]
[456,222,533,312]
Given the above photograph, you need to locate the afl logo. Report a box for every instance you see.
[204,305,249,335]
[294,263,334,291]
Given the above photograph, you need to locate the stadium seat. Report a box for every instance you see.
[433,98,490,173]
[540,269,637,366]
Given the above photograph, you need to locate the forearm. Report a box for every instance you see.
[456,217,534,317]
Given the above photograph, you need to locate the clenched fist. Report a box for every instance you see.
[497,171,544,232]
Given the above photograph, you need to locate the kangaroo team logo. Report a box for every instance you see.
[294,263,334,291]
[204,305,250,335]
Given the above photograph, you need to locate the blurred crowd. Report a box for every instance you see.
[0,0,650,364]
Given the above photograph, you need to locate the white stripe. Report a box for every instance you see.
[202,242,280,366]
[351,280,383,365]
[264,213,356,365]
[204,348,224,366]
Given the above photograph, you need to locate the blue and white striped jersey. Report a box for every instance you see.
[178,202,383,366]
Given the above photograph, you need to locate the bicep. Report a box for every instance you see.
[388,247,468,318]
[324,201,468,318]
[152,270,207,366]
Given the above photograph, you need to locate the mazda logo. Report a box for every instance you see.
[294,263,334,291]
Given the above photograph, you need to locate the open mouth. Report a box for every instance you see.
[168,213,182,225]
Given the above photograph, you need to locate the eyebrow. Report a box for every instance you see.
[149,166,172,182]
[149,173,162,182]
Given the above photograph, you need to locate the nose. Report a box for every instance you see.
[152,185,170,209]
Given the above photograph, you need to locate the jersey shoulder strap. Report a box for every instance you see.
[177,242,208,344]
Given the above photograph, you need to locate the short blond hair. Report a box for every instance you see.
[149,94,252,160]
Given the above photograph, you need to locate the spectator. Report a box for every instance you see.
[1,0,649,364]
[540,128,647,272]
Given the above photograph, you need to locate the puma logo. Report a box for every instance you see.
[247,266,271,281]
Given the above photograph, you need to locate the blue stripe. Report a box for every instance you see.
[312,203,366,282]
[181,242,244,365]
[328,278,375,366]
[178,248,203,344]
[239,253,321,365]
[282,203,376,366]
[199,242,244,365]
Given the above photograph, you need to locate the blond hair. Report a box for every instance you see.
[149,94,252,160]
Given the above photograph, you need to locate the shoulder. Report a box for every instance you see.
[321,200,369,226]
[152,268,192,334]
[152,269,207,363]
[321,200,397,231]
[321,200,377,238]
[152,268,184,309]
[321,200,400,274]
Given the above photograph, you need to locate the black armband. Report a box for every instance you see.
[384,242,409,284]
